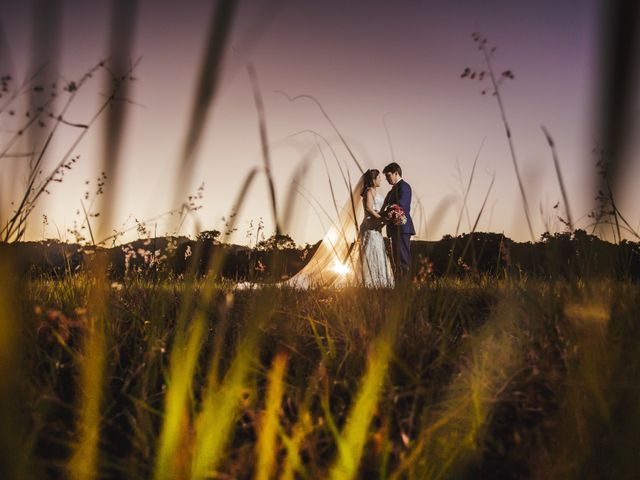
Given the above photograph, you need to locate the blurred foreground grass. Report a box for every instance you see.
[2,1,638,478]
[4,275,639,479]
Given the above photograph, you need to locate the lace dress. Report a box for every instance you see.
[359,193,395,288]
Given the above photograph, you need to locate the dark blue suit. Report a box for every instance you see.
[383,179,415,279]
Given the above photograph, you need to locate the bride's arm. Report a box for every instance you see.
[364,189,382,219]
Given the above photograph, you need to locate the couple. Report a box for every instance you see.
[284,162,414,289]
[359,162,415,288]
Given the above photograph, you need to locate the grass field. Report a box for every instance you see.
[2,272,637,479]
[2,3,638,478]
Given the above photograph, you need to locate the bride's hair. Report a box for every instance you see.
[361,169,380,196]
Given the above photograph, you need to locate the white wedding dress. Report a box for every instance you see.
[359,193,395,288]
[277,179,394,289]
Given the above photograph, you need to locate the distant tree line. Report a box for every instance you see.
[2,229,640,281]
[411,230,640,280]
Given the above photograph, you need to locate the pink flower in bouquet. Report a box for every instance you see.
[386,204,407,226]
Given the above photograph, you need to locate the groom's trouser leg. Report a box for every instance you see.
[398,234,411,278]
[391,231,401,278]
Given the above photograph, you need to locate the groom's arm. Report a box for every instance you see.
[397,182,412,213]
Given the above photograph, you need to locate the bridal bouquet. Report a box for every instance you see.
[385,204,407,225]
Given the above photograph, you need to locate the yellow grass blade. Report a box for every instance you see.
[391,297,524,479]
[255,353,288,480]
[329,331,394,480]
[67,326,105,480]
[153,317,205,480]
[190,325,259,479]
[0,255,30,479]
[280,362,326,480]
[66,245,117,480]
[279,412,312,480]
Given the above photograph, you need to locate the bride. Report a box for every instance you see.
[359,169,394,288]
[284,169,394,289]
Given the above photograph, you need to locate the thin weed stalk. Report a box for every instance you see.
[277,91,365,174]
[280,149,314,234]
[1,58,140,242]
[468,33,535,241]
[542,126,573,231]
[458,172,496,263]
[248,64,281,235]
[455,138,485,236]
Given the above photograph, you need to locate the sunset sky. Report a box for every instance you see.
[2,0,637,246]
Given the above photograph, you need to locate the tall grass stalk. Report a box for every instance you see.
[281,150,313,234]
[533,289,617,478]
[66,6,141,471]
[248,64,281,236]
[98,0,138,241]
[594,0,639,212]
[159,162,265,479]
[174,0,237,207]
[455,138,485,236]
[1,58,140,242]
[1,59,99,241]
[542,126,573,231]
[153,317,206,480]
[67,288,108,480]
[255,353,288,480]
[394,294,524,479]
[151,239,211,479]
[457,172,496,265]
[328,299,400,480]
[190,307,262,479]
[280,363,324,480]
[278,91,365,174]
[0,257,29,480]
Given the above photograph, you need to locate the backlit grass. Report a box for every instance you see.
[5,275,637,478]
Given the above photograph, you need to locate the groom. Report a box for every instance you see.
[382,162,415,280]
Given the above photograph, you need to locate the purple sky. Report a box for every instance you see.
[4,0,635,245]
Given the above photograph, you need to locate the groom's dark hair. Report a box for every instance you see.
[383,162,402,176]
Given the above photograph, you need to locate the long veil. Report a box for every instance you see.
[285,178,365,288]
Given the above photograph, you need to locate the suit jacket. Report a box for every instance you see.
[383,179,416,236]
